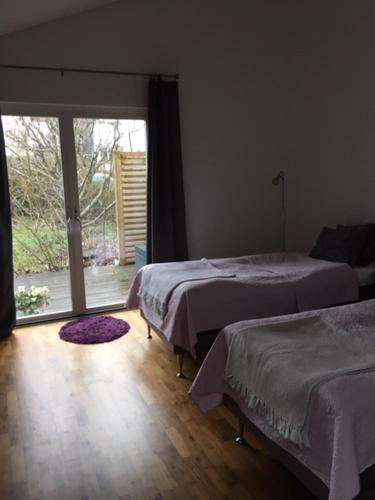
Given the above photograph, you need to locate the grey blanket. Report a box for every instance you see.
[138,258,235,318]
[225,316,375,447]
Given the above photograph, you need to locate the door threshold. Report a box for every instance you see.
[15,305,126,328]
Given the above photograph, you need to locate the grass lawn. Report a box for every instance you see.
[13,218,118,275]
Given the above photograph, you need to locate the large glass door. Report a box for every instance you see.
[72,117,147,310]
[2,107,147,324]
[3,115,74,321]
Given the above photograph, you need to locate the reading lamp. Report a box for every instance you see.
[272,170,286,252]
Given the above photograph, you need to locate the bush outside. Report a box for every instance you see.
[5,116,141,275]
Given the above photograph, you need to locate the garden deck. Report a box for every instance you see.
[14,264,136,317]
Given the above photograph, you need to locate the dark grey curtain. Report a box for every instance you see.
[0,115,15,338]
[147,79,188,263]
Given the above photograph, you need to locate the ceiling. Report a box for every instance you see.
[0,0,118,36]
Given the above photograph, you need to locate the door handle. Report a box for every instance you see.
[66,207,72,226]
[73,208,81,229]
[67,211,81,232]
[67,209,82,230]
[75,215,82,229]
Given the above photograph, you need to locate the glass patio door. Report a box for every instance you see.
[2,107,147,324]
[3,114,74,322]
[72,116,147,311]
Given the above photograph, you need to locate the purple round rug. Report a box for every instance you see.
[59,315,130,344]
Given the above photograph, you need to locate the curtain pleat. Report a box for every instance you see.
[147,79,188,263]
[0,115,16,337]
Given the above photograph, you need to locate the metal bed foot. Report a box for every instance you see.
[176,353,185,378]
[235,419,245,445]
[147,324,152,339]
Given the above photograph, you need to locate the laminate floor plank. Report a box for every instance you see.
[0,310,315,500]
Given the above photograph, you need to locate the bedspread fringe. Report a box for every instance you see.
[225,372,310,449]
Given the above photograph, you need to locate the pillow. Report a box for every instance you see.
[337,224,375,266]
[309,226,369,267]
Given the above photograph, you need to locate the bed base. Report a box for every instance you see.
[141,310,219,378]
[224,396,375,500]
[235,419,245,445]
[359,284,375,301]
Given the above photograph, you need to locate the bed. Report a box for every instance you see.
[190,300,375,500]
[126,252,358,376]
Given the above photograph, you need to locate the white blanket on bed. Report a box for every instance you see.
[225,315,375,447]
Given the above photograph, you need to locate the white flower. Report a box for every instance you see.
[17,286,26,293]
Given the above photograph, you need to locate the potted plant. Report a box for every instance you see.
[15,286,50,316]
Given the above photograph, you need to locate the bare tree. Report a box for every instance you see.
[6,117,124,274]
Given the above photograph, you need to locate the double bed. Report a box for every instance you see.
[126,252,359,376]
[190,300,375,500]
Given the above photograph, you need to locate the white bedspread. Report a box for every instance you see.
[190,300,375,500]
[225,315,375,448]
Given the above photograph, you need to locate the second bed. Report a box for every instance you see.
[190,299,375,500]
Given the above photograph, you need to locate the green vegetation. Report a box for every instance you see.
[12,218,118,274]
[5,116,121,275]
[13,223,67,274]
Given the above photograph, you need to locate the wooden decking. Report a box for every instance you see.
[14,264,136,316]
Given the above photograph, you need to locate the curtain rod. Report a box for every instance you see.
[0,63,179,79]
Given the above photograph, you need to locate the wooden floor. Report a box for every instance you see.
[0,311,315,500]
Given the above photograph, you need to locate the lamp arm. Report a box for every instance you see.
[272,170,286,252]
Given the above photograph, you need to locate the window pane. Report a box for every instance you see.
[3,115,72,319]
[73,118,147,309]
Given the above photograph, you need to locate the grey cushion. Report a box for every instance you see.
[309,226,368,267]
[337,224,375,266]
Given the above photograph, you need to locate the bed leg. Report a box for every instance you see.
[146,324,152,339]
[235,419,245,445]
[176,353,185,378]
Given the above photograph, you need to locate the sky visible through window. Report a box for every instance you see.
[2,116,146,157]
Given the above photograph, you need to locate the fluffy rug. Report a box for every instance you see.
[59,315,130,344]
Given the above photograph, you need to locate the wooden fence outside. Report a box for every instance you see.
[113,151,147,265]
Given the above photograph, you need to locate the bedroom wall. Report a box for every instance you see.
[0,0,293,259]
[286,1,375,251]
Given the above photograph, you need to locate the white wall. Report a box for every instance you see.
[286,1,375,251]
[0,0,292,259]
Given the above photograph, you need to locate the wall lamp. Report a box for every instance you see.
[272,170,286,252]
